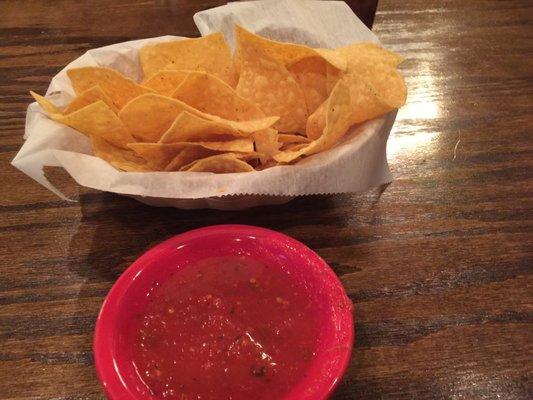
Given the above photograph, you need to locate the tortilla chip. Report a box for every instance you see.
[253,159,278,170]
[31,93,135,148]
[30,91,62,114]
[326,64,342,94]
[180,153,254,173]
[63,85,118,114]
[165,147,222,171]
[119,93,278,142]
[119,94,196,142]
[67,67,152,110]
[253,129,279,164]
[305,100,327,140]
[326,43,403,95]
[274,81,352,163]
[343,61,406,110]
[280,143,308,152]
[142,70,189,96]
[58,101,136,148]
[128,142,191,170]
[278,133,311,144]
[140,33,236,86]
[236,29,308,133]
[234,26,346,73]
[198,138,254,153]
[288,56,328,115]
[92,136,149,172]
[330,43,406,119]
[308,65,405,140]
[129,141,254,170]
[158,111,247,143]
[171,71,265,120]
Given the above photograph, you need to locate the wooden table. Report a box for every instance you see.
[1,1,532,399]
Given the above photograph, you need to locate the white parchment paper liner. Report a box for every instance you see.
[11,0,394,207]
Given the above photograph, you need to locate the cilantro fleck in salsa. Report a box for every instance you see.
[132,256,320,399]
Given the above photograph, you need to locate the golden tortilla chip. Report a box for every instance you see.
[58,101,136,148]
[278,133,311,144]
[234,26,346,73]
[288,56,328,115]
[31,92,135,148]
[280,143,308,152]
[199,139,254,153]
[253,129,279,164]
[236,29,308,133]
[171,71,265,121]
[119,94,278,142]
[165,147,222,171]
[345,72,405,123]
[181,153,254,173]
[326,43,403,95]
[142,70,189,96]
[274,81,352,163]
[129,141,254,170]
[158,111,246,143]
[140,33,236,86]
[308,65,406,140]
[326,64,342,94]
[128,142,192,170]
[254,159,279,170]
[67,67,152,110]
[343,60,406,111]
[30,91,62,114]
[305,100,327,140]
[325,43,406,124]
[63,85,118,114]
[92,136,149,172]
[119,94,196,142]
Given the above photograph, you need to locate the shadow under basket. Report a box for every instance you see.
[125,194,295,210]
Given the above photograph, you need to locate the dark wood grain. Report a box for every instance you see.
[1,0,532,399]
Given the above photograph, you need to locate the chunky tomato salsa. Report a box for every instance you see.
[132,256,320,399]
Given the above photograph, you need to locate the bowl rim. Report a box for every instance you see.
[93,224,354,400]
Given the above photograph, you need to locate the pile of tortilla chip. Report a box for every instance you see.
[30,26,406,173]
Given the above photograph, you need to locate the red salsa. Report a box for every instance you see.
[132,256,320,399]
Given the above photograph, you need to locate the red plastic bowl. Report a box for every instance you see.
[94,225,354,400]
